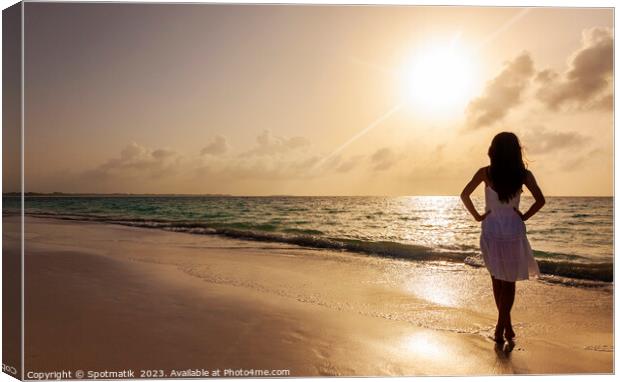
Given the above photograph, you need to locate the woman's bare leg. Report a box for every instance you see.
[491,276,504,342]
[491,276,502,310]
[502,281,516,340]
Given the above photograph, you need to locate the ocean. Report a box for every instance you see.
[4,195,613,283]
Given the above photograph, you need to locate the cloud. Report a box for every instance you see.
[198,155,320,181]
[200,135,230,156]
[74,130,318,191]
[559,147,605,172]
[520,126,589,155]
[335,155,363,173]
[241,130,310,157]
[321,154,364,173]
[536,27,613,111]
[196,131,319,181]
[465,52,535,129]
[152,148,176,160]
[370,147,399,171]
[84,142,181,181]
[51,131,415,194]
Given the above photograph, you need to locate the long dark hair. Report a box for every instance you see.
[487,132,527,203]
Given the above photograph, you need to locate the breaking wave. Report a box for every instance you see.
[21,211,613,284]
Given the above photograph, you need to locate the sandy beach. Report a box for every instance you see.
[7,216,612,376]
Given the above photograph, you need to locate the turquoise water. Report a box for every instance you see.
[4,195,613,282]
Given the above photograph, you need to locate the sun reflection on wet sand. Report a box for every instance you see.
[402,332,446,359]
[404,265,461,307]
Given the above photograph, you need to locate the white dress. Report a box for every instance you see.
[480,185,540,282]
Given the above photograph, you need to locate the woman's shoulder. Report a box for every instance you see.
[470,166,490,186]
[477,166,490,180]
[523,168,538,184]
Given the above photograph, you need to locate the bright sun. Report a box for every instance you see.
[403,37,477,116]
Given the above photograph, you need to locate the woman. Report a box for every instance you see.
[460,132,545,344]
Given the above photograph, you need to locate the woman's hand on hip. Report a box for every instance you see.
[475,211,491,222]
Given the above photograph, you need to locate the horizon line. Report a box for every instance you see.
[2,192,613,198]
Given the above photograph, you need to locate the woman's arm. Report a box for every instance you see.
[460,168,490,222]
[515,170,546,221]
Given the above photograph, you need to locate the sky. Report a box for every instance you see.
[19,3,613,196]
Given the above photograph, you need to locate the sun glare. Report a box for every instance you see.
[403,36,477,116]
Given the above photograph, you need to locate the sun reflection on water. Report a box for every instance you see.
[397,196,465,249]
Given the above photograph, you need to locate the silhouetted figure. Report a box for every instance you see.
[460,132,546,344]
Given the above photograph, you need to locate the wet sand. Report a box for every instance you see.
[8,216,613,376]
